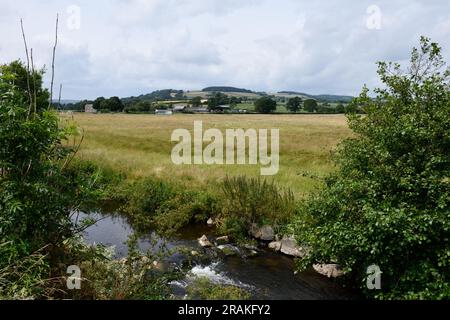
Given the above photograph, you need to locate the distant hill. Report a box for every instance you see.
[53,99,80,105]
[118,88,353,105]
[277,91,310,96]
[277,91,353,103]
[312,94,354,103]
[202,86,254,93]
[121,89,184,103]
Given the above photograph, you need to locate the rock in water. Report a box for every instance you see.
[268,241,282,251]
[216,235,229,244]
[198,235,213,247]
[250,223,262,239]
[280,235,308,257]
[207,218,214,225]
[259,225,275,241]
[313,264,344,278]
[217,244,239,256]
[250,224,275,241]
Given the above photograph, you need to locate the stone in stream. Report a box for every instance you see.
[250,224,275,241]
[313,264,344,278]
[215,235,229,244]
[217,244,239,256]
[198,234,213,247]
[268,241,282,251]
[267,235,310,258]
[280,235,309,257]
[206,218,215,225]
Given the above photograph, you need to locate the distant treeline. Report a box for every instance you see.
[202,86,253,93]
[59,87,359,113]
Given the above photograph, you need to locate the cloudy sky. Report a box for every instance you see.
[1,0,449,99]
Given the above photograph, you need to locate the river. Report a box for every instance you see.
[77,209,357,300]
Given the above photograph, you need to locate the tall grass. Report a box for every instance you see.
[218,176,296,238]
[65,113,351,197]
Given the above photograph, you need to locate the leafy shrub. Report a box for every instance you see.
[0,60,101,298]
[293,37,450,299]
[186,277,251,300]
[120,177,219,235]
[153,190,219,236]
[0,241,49,299]
[120,178,175,229]
[0,61,98,251]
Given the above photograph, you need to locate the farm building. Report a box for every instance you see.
[155,109,173,115]
[84,104,97,113]
[173,104,188,112]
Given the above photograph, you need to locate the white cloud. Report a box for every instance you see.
[0,0,448,99]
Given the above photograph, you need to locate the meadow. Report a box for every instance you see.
[65,113,352,197]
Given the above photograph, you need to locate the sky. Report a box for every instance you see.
[0,0,449,100]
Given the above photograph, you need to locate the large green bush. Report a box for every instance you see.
[0,60,99,297]
[293,37,449,299]
[0,61,85,250]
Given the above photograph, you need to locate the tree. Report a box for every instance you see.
[336,103,346,113]
[303,99,317,112]
[99,96,124,112]
[0,60,49,111]
[254,97,277,113]
[93,96,105,110]
[208,92,229,110]
[191,96,202,108]
[229,96,242,108]
[293,37,450,299]
[109,96,123,112]
[286,97,302,112]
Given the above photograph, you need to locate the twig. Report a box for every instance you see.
[61,128,85,171]
[48,14,59,109]
[30,48,37,113]
[20,18,33,116]
[58,83,63,111]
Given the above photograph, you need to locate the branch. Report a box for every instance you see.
[20,18,33,116]
[31,48,37,114]
[58,83,62,110]
[48,14,59,109]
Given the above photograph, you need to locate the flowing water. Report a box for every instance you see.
[77,209,357,300]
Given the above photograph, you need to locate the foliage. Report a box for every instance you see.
[0,61,89,250]
[303,99,318,112]
[0,60,102,298]
[254,96,277,113]
[286,96,302,112]
[202,86,253,93]
[153,191,219,236]
[186,277,251,300]
[293,37,450,299]
[208,92,230,110]
[120,178,175,228]
[218,176,296,239]
[336,103,346,113]
[191,96,203,108]
[0,60,50,112]
[119,177,218,235]
[0,240,50,299]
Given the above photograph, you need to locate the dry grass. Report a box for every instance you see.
[63,113,352,197]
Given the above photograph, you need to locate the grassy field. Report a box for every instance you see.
[64,113,352,197]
